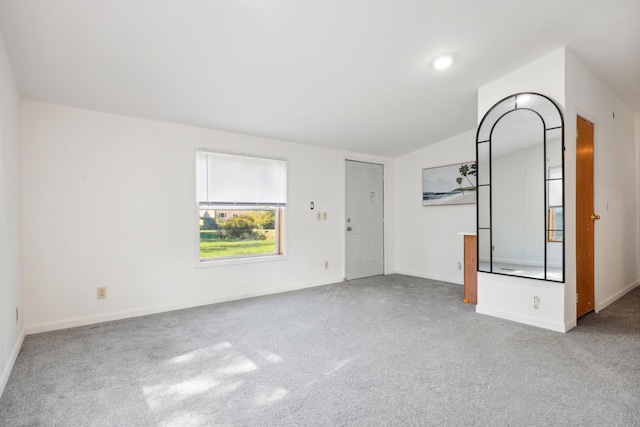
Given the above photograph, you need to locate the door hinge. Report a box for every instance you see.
[576,293,579,304]
[576,130,579,139]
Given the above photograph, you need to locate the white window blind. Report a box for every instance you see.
[197,151,287,206]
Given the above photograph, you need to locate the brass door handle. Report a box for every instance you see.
[591,214,600,221]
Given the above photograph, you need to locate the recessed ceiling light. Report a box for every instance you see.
[433,55,453,70]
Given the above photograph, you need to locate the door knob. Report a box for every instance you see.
[591,214,600,221]
[347,226,353,231]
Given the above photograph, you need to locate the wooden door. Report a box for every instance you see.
[576,116,596,317]
[346,160,384,280]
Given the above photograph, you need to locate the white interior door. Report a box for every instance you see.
[346,160,384,280]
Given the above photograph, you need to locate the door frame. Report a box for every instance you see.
[344,158,385,281]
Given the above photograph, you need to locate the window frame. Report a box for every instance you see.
[195,149,288,267]
[547,165,563,243]
[547,206,563,243]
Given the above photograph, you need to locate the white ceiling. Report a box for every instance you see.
[0,0,638,157]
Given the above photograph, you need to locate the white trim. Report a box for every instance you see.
[564,319,577,332]
[0,328,25,398]
[197,253,288,268]
[595,279,640,313]
[394,269,463,285]
[25,277,343,335]
[475,305,566,332]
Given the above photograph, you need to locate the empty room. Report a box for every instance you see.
[1,1,639,425]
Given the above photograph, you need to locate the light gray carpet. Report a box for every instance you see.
[1,274,639,426]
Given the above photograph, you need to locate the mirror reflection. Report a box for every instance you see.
[476,93,564,282]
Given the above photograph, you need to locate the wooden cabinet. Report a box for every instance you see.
[462,234,477,304]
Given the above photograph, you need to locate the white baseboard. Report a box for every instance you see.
[564,319,577,332]
[596,279,640,312]
[0,328,25,398]
[476,304,566,333]
[25,277,343,335]
[394,269,462,285]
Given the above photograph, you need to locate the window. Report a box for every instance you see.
[548,207,563,242]
[547,166,563,242]
[197,151,287,262]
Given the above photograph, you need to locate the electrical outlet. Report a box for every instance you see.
[534,296,540,309]
[324,261,329,269]
[97,287,107,299]
[457,262,462,270]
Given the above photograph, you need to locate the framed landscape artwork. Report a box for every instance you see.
[422,161,477,206]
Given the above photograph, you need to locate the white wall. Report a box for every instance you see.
[21,100,395,333]
[491,143,545,266]
[0,30,23,397]
[394,130,476,284]
[637,112,640,263]
[476,48,568,332]
[489,142,563,269]
[565,50,639,320]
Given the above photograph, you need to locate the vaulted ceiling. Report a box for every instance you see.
[1,0,638,157]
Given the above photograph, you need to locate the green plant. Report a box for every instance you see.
[246,210,276,229]
[218,216,254,239]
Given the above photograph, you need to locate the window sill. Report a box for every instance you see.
[196,254,287,268]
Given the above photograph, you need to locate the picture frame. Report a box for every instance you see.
[422,161,477,206]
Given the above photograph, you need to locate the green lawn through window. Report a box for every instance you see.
[200,230,275,259]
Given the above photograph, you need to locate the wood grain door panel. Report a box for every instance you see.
[576,117,595,318]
